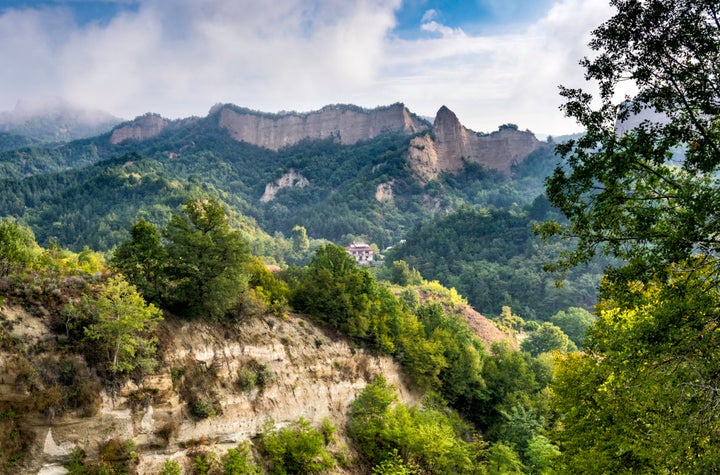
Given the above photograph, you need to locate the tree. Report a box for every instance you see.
[260,418,335,474]
[389,260,422,286]
[539,0,720,284]
[539,3,720,471]
[520,322,572,356]
[81,276,162,375]
[549,307,594,348]
[290,225,310,254]
[111,219,167,303]
[164,198,250,319]
[486,443,523,475]
[553,265,720,474]
[289,244,375,337]
[0,218,38,276]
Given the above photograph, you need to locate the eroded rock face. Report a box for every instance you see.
[217,103,430,150]
[408,106,548,181]
[260,169,309,202]
[375,181,394,202]
[3,309,419,475]
[109,114,169,145]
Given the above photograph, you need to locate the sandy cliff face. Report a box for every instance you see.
[408,106,548,181]
[1,305,418,475]
[109,114,169,145]
[218,103,430,150]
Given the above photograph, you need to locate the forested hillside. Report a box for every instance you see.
[386,204,607,321]
[0,104,560,253]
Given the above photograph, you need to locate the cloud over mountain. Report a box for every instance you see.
[0,0,612,135]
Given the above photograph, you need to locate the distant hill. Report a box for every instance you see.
[0,131,39,153]
[0,98,122,143]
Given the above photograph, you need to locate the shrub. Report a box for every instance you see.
[221,441,262,474]
[191,397,219,419]
[188,448,218,475]
[0,409,32,471]
[155,420,179,445]
[260,418,335,474]
[160,459,182,475]
[236,369,257,392]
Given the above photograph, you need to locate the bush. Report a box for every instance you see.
[0,409,32,470]
[237,369,258,392]
[260,418,336,474]
[160,459,182,475]
[191,397,220,419]
[221,441,262,474]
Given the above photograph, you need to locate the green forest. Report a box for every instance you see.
[2,1,720,473]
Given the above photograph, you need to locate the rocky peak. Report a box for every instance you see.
[408,106,548,180]
[109,113,169,145]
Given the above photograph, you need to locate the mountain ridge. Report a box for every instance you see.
[106,102,549,177]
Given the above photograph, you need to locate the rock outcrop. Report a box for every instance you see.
[109,113,170,145]
[260,169,309,202]
[408,106,548,181]
[217,103,430,151]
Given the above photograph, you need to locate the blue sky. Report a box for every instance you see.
[0,0,613,135]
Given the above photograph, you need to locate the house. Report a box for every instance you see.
[345,242,374,265]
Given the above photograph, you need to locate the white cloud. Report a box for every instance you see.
[0,0,614,135]
[421,9,438,23]
[420,20,467,38]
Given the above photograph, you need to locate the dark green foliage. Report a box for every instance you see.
[553,265,720,474]
[236,359,274,393]
[112,198,251,319]
[163,198,250,319]
[289,244,375,337]
[541,1,720,472]
[245,257,289,314]
[65,438,138,475]
[0,105,559,257]
[0,131,39,153]
[539,0,720,285]
[476,343,551,443]
[0,153,203,250]
[387,205,605,320]
[520,322,573,356]
[549,307,594,348]
[110,219,167,303]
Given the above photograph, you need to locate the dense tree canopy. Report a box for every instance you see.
[545,0,720,472]
[540,0,720,284]
[112,198,251,319]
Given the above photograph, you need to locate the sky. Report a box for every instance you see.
[0,0,615,136]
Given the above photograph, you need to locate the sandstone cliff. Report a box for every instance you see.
[408,106,548,181]
[1,303,419,475]
[109,113,170,145]
[216,103,430,150]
